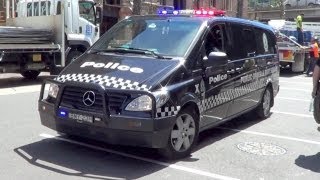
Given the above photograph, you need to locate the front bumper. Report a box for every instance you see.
[39,100,174,148]
[38,80,175,149]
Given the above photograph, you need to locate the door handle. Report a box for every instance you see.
[227,69,235,74]
[247,52,256,57]
[236,67,243,72]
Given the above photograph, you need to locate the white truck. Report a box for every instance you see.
[0,0,101,79]
[268,20,320,72]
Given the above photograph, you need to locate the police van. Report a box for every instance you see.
[38,9,280,159]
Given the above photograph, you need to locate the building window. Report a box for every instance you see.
[210,0,216,7]
[105,0,121,5]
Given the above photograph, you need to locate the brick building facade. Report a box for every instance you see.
[0,0,6,25]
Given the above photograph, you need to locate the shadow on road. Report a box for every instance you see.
[14,138,165,180]
[0,73,54,88]
[280,68,305,78]
[295,153,320,173]
[195,112,266,152]
[13,112,264,179]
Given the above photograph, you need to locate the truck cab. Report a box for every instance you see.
[0,0,101,79]
[15,0,101,64]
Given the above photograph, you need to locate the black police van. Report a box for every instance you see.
[39,9,279,159]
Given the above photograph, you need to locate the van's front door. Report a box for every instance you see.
[200,23,234,127]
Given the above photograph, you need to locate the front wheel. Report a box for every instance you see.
[20,70,40,80]
[159,107,199,160]
[255,87,273,119]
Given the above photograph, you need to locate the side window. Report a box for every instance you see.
[254,28,275,55]
[228,24,256,60]
[27,3,32,16]
[56,1,61,15]
[40,2,51,16]
[204,24,227,56]
[33,2,39,16]
[243,28,256,56]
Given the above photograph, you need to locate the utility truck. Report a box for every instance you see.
[268,20,319,72]
[0,0,102,79]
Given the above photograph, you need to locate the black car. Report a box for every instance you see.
[38,10,280,159]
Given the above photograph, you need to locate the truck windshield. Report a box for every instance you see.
[91,18,202,57]
[79,1,95,24]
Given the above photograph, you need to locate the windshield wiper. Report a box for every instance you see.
[124,47,166,59]
[90,47,169,59]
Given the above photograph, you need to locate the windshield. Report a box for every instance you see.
[79,1,95,24]
[91,17,202,57]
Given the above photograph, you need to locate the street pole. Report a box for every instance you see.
[280,0,285,19]
[6,0,10,19]
[237,0,243,18]
[132,0,141,15]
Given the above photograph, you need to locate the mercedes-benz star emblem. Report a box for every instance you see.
[83,91,95,106]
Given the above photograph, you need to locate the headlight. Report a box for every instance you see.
[152,90,170,108]
[125,95,152,111]
[48,83,59,98]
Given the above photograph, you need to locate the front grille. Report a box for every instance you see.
[60,86,104,113]
[108,93,128,114]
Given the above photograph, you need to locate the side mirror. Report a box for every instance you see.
[95,6,103,25]
[203,52,228,67]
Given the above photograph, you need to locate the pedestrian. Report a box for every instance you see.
[296,13,304,45]
[306,37,319,76]
[311,47,320,127]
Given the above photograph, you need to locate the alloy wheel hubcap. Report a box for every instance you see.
[171,114,196,152]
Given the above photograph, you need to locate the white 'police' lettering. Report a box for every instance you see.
[80,62,144,73]
[209,74,228,84]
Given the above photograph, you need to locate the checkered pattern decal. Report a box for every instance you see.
[55,74,149,91]
[156,106,181,118]
[198,78,266,113]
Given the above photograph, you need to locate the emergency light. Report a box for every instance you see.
[157,9,225,16]
[58,109,68,118]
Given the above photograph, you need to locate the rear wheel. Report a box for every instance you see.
[255,87,272,119]
[159,107,199,160]
[20,70,40,80]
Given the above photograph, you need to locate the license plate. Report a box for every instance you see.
[32,54,42,62]
[68,112,93,123]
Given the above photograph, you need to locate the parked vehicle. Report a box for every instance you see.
[39,9,280,159]
[284,0,320,8]
[0,0,102,79]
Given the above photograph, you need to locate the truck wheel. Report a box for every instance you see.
[20,70,40,80]
[255,87,273,119]
[66,50,83,65]
[159,107,199,160]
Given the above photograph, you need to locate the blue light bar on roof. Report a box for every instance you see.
[157,9,225,16]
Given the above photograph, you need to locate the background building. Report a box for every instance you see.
[0,0,6,25]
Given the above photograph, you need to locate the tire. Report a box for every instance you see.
[66,50,83,65]
[20,70,40,80]
[159,107,199,160]
[313,95,320,124]
[255,87,273,119]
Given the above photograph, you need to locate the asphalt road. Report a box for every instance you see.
[1,71,320,180]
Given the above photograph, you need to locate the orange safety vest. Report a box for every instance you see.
[312,42,319,58]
